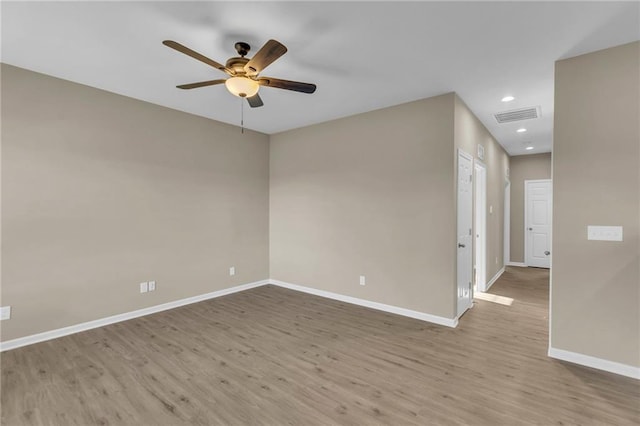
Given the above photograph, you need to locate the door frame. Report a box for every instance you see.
[524,179,552,267]
[456,149,474,318]
[474,160,487,292]
[504,179,511,265]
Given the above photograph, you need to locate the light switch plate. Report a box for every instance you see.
[140,282,148,293]
[359,275,366,286]
[148,281,156,291]
[229,266,235,276]
[0,306,11,320]
[587,225,623,241]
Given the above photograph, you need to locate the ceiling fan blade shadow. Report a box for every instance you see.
[247,94,264,108]
[163,40,233,75]
[244,39,287,74]
[176,79,227,90]
[258,77,316,94]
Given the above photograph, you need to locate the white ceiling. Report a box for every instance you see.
[2,2,639,156]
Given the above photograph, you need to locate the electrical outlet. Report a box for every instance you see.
[148,281,156,291]
[0,306,11,321]
[359,275,366,286]
[140,282,148,293]
[229,266,235,276]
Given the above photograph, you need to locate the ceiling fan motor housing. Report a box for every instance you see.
[225,57,250,75]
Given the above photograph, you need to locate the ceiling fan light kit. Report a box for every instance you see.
[163,38,316,109]
[225,77,259,98]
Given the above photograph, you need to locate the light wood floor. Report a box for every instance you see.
[2,267,638,425]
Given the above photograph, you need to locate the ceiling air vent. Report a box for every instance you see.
[494,106,541,123]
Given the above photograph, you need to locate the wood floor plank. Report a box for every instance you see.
[2,267,639,425]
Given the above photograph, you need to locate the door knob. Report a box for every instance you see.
[545,251,550,256]
[458,243,466,248]
[528,227,533,231]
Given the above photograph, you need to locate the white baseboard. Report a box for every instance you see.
[269,279,458,328]
[548,347,640,380]
[507,262,527,267]
[1,277,460,352]
[0,279,269,352]
[485,266,505,291]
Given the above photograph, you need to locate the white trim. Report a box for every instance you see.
[0,279,269,352]
[456,148,474,318]
[485,266,505,291]
[269,279,458,328]
[507,262,527,267]
[474,160,487,292]
[457,148,474,162]
[1,277,461,352]
[504,179,511,266]
[549,347,640,380]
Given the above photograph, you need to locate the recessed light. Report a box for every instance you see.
[501,96,515,102]
[517,128,527,133]
[526,146,534,150]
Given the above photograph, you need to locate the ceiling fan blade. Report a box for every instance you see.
[163,40,233,75]
[246,93,264,108]
[176,79,226,90]
[258,77,316,94]
[244,39,287,74]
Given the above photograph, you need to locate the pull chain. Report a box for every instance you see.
[240,98,244,134]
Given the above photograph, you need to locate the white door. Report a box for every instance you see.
[457,150,473,317]
[474,162,487,292]
[504,180,511,265]
[525,180,552,268]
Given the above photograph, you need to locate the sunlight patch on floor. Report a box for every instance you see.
[474,292,514,306]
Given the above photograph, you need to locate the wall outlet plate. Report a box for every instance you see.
[359,275,366,286]
[148,281,156,291]
[0,306,11,321]
[140,282,148,293]
[477,144,485,160]
[229,266,235,276]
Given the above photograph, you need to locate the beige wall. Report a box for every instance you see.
[454,96,510,283]
[509,153,552,263]
[552,42,639,367]
[270,94,457,318]
[2,66,511,340]
[1,64,270,341]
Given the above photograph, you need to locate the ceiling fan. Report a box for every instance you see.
[163,39,316,108]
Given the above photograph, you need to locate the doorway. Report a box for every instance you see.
[474,161,487,292]
[525,179,552,268]
[457,149,473,317]
[504,179,511,266]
